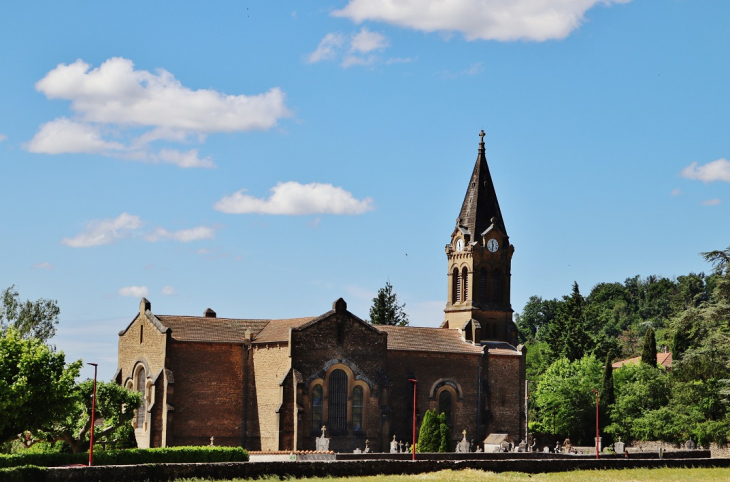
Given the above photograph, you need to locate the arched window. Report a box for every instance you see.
[329,369,348,434]
[479,268,488,303]
[492,270,502,303]
[452,268,460,303]
[311,384,323,433]
[352,386,364,432]
[438,390,452,427]
[135,367,146,428]
[461,267,469,302]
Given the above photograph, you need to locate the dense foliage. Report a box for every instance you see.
[521,246,730,447]
[0,446,249,468]
[417,410,450,452]
[0,286,60,344]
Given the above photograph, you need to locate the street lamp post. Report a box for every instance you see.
[408,379,417,460]
[88,363,98,467]
[591,389,599,460]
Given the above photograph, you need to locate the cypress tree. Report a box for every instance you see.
[602,351,615,408]
[417,409,440,452]
[369,282,409,326]
[438,412,451,452]
[641,326,657,366]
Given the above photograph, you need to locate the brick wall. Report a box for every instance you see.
[486,354,522,440]
[167,341,245,447]
[386,350,483,450]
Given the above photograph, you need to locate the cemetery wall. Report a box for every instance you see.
[45,455,727,482]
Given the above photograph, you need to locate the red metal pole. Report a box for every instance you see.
[88,363,98,466]
[409,379,417,460]
[591,390,599,459]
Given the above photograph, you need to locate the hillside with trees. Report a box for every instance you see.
[519,247,730,447]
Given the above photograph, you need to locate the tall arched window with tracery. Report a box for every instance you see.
[492,270,502,303]
[135,367,146,428]
[438,390,453,427]
[461,267,469,302]
[328,369,348,434]
[311,384,323,433]
[352,386,364,432]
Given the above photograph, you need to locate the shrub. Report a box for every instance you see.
[0,465,47,482]
[0,446,248,468]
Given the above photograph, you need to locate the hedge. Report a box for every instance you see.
[0,446,248,468]
[0,466,46,482]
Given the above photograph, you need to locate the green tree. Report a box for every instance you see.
[369,282,409,326]
[641,326,657,366]
[437,412,450,452]
[0,286,60,343]
[515,296,560,343]
[22,379,141,453]
[417,409,440,452]
[0,329,81,443]
[531,355,602,445]
[544,282,590,362]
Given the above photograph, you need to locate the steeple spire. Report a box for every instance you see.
[456,131,507,240]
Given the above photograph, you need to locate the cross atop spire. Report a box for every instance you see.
[479,130,486,152]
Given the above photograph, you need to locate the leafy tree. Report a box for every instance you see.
[531,355,602,445]
[21,379,141,453]
[0,286,60,343]
[0,329,81,443]
[417,409,440,452]
[600,352,615,443]
[641,326,657,366]
[438,412,450,452]
[369,282,409,326]
[515,296,560,343]
[544,282,590,362]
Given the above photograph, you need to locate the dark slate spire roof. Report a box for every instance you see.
[456,131,507,238]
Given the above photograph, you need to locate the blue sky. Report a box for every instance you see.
[1,1,728,380]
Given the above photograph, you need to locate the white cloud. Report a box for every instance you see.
[25,118,123,154]
[0,133,7,142]
[681,159,730,183]
[27,57,291,167]
[62,213,143,248]
[671,188,682,196]
[702,199,721,206]
[161,286,177,296]
[214,181,374,215]
[119,286,149,298]
[144,226,216,242]
[32,262,54,270]
[350,28,388,53]
[333,0,631,42]
[308,28,389,68]
[308,33,346,63]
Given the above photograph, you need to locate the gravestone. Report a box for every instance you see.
[390,435,398,453]
[315,426,330,452]
[455,430,470,453]
[364,439,370,453]
[614,437,625,455]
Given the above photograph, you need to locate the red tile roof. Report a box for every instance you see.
[483,341,522,357]
[156,315,270,343]
[612,352,672,369]
[376,326,483,354]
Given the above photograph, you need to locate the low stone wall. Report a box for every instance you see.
[46,457,729,482]
[335,449,709,461]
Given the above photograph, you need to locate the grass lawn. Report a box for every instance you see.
[177,467,730,481]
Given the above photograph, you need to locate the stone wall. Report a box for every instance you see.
[45,455,727,482]
[167,341,245,447]
[486,354,523,439]
[250,342,290,451]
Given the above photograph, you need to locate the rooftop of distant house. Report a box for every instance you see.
[612,348,672,369]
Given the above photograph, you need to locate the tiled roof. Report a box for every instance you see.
[156,315,270,343]
[612,352,673,369]
[483,341,522,356]
[252,317,318,344]
[376,326,483,354]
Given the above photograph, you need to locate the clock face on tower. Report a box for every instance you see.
[487,238,499,253]
[455,239,464,252]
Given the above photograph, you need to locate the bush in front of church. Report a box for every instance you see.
[418,410,450,452]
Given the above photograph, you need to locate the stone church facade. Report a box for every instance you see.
[115,133,526,452]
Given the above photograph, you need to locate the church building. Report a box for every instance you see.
[115,132,526,452]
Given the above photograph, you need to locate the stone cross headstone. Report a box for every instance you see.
[455,429,470,452]
[316,425,330,452]
[364,439,370,453]
[390,435,398,453]
[209,436,215,446]
[614,437,625,455]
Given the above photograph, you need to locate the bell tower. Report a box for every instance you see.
[442,131,516,345]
